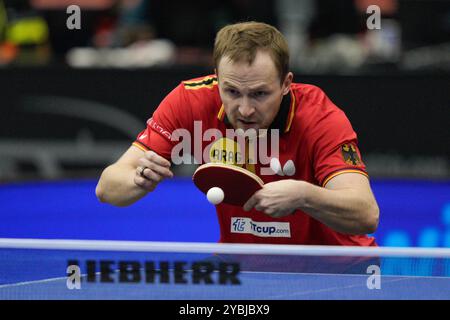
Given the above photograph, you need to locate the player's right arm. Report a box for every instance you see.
[96,80,198,207]
[95,145,173,207]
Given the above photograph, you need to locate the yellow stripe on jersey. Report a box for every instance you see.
[285,90,296,133]
[217,104,225,120]
[132,141,149,152]
[322,169,369,187]
[183,75,215,85]
[183,76,218,90]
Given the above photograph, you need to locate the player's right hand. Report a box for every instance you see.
[134,150,173,191]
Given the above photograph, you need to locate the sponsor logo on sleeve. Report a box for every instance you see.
[148,117,171,140]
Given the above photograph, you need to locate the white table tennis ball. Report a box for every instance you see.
[207,187,224,205]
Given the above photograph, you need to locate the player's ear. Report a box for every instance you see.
[282,72,293,95]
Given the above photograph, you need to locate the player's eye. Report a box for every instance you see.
[253,91,268,98]
[227,88,239,96]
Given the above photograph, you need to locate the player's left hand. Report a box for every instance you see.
[243,180,305,218]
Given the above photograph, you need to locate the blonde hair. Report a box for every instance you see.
[213,21,290,83]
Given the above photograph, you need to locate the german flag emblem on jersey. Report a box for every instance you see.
[341,144,361,166]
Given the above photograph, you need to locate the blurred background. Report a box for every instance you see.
[0,0,449,247]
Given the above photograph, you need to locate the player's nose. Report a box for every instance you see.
[238,98,255,118]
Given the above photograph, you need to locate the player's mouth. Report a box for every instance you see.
[237,119,259,130]
[238,119,257,125]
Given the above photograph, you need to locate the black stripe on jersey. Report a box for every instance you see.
[184,77,217,87]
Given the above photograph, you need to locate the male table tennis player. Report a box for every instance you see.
[96,21,379,246]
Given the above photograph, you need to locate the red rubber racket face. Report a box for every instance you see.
[193,163,264,206]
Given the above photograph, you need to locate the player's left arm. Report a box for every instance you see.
[299,98,379,235]
[243,173,379,235]
[298,172,379,235]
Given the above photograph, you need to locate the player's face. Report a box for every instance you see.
[217,50,293,131]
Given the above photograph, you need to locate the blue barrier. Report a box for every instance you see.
[1,178,449,247]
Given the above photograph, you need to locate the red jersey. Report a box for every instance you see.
[134,75,376,246]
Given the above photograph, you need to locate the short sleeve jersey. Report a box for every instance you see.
[133,75,376,246]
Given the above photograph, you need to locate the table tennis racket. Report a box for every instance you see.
[192,163,264,206]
